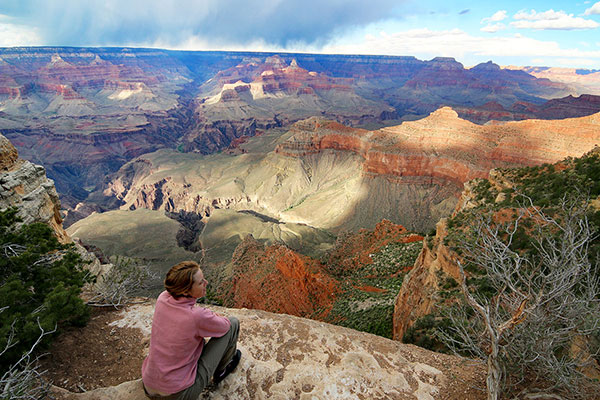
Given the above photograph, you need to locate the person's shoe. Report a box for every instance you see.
[213,350,242,385]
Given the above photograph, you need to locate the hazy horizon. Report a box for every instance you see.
[0,0,599,69]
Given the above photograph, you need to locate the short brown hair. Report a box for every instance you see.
[165,261,200,298]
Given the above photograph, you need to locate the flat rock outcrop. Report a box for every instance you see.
[51,303,485,400]
[0,133,69,242]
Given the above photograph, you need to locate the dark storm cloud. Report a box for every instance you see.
[0,0,405,47]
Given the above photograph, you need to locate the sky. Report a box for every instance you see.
[0,0,599,68]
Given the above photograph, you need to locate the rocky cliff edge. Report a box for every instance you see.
[0,133,69,242]
[51,302,484,400]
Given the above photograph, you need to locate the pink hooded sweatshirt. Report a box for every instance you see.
[141,291,231,394]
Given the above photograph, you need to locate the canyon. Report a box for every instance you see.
[0,134,487,398]
[75,107,600,254]
[2,47,600,214]
[67,108,600,340]
[3,46,600,397]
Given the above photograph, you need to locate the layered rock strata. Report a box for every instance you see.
[51,303,486,400]
[2,47,595,212]
[506,66,600,96]
[455,94,600,123]
[97,108,600,238]
[278,108,600,185]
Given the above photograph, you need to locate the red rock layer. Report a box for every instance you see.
[201,56,354,101]
[276,108,600,188]
[0,52,175,106]
[222,220,423,321]
[225,235,339,318]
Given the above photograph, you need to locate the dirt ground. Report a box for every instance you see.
[39,306,147,393]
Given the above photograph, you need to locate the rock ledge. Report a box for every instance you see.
[52,303,485,400]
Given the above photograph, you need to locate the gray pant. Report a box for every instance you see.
[145,316,240,400]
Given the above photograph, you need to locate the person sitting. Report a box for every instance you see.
[142,261,241,399]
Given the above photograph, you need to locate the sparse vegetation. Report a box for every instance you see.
[441,198,600,400]
[325,240,422,338]
[426,151,600,399]
[1,311,55,400]
[86,257,159,308]
[283,195,308,212]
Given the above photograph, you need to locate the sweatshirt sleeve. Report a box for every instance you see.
[193,307,232,338]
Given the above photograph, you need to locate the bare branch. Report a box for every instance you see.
[1,317,55,399]
[86,258,159,308]
[440,196,600,399]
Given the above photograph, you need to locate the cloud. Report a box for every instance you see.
[481,23,506,33]
[511,9,599,30]
[459,9,470,15]
[0,14,40,46]
[320,27,600,65]
[584,2,600,15]
[0,0,404,48]
[481,10,507,24]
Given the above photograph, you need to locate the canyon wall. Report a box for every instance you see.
[93,107,600,240]
[506,66,600,96]
[278,108,600,185]
[3,47,599,214]
[391,149,600,340]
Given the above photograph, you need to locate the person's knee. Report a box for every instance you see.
[228,316,239,330]
[228,316,240,337]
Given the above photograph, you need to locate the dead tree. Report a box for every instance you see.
[0,310,55,399]
[86,257,158,308]
[440,197,600,400]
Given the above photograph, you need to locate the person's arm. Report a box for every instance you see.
[194,307,232,337]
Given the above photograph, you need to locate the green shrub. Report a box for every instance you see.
[0,208,92,373]
[325,240,422,338]
[403,313,453,352]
